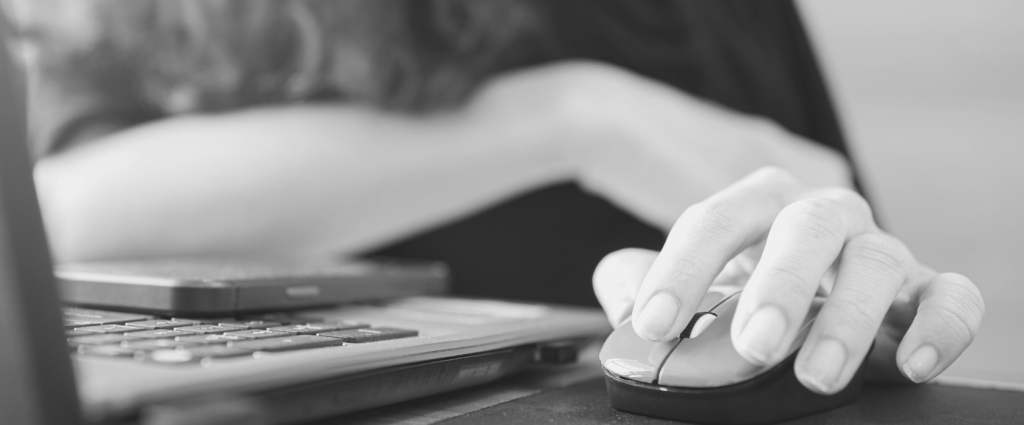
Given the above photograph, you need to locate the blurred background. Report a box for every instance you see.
[800,0,1024,384]
[9,0,1021,387]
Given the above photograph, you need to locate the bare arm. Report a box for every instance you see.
[36,61,851,262]
[36,103,572,261]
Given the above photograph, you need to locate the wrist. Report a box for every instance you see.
[755,120,853,190]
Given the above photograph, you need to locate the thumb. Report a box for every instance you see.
[593,248,659,328]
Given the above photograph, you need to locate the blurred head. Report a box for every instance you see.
[4,0,550,116]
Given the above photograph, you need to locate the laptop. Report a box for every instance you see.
[0,17,609,425]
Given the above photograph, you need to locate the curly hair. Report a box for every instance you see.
[9,0,848,164]
[18,0,549,115]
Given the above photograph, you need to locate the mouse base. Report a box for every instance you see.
[604,351,867,425]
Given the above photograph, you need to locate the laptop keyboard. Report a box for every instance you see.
[64,307,418,366]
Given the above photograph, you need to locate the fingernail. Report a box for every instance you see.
[735,306,788,364]
[802,338,847,394]
[903,345,938,383]
[635,292,679,340]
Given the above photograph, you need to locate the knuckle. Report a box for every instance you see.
[678,202,740,243]
[820,188,873,219]
[759,265,817,297]
[940,273,985,311]
[931,303,980,345]
[662,203,745,287]
[668,254,708,284]
[928,297,983,345]
[818,187,861,204]
[778,198,847,243]
[594,250,630,280]
[741,167,803,205]
[934,273,986,335]
[825,295,881,335]
[593,248,655,283]
[844,234,908,282]
[750,166,799,186]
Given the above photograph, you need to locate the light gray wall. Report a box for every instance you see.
[799,0,1024,383]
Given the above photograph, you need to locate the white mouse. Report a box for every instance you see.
[600,288,868,424]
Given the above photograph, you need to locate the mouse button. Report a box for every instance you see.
[697,285,742,312]
[658,295,830,388]
[600,321,680,384]
[658,295,765,387]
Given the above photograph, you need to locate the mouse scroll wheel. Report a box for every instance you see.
[679,312,718,339]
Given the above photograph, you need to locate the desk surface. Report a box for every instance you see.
[330,364,1024,425]
[442,378,1024,425]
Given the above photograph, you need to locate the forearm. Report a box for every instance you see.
[35,104,571,261]
[568,80,853,231]
[36,61,856,262]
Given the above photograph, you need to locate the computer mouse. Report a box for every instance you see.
[600,287,868,424]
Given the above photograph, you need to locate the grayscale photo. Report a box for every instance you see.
[0,1,1020,424]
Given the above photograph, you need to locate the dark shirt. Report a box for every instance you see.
[371,0,858,307]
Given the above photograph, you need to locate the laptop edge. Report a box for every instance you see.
[0,14,83,425]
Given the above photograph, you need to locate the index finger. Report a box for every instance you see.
[631,167,802,341]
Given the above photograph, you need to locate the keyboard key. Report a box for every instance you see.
[125,319,199,330]
[223,329,293,339]
[63,308,152,325]
[75,324,146,334]
[213,323,248,330]
[64,319,100,328]
[185,345,256,359]
[68,334,144,346]
[123,339,199,350]
[228,335,344,352]
[65,330,93,337]
[217,320,281,329]
[318,328,418,343]
[243,313,324,325]
[173,317,237,325]
[130,329,196,339]
[145,349,195,364]
[327,321,370,330]
[177,334,251,344]
[146,346,255,364]
[78,344,143,359]
[173,325,240,334]
[267,322,366,335]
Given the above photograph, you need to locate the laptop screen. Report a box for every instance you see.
[0,15,82,425]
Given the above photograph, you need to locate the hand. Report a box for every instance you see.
[593,167,985,394]
[470,60,852,230]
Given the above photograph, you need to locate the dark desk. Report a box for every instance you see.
[329,355,1024,425]
[443,378,1024,425]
